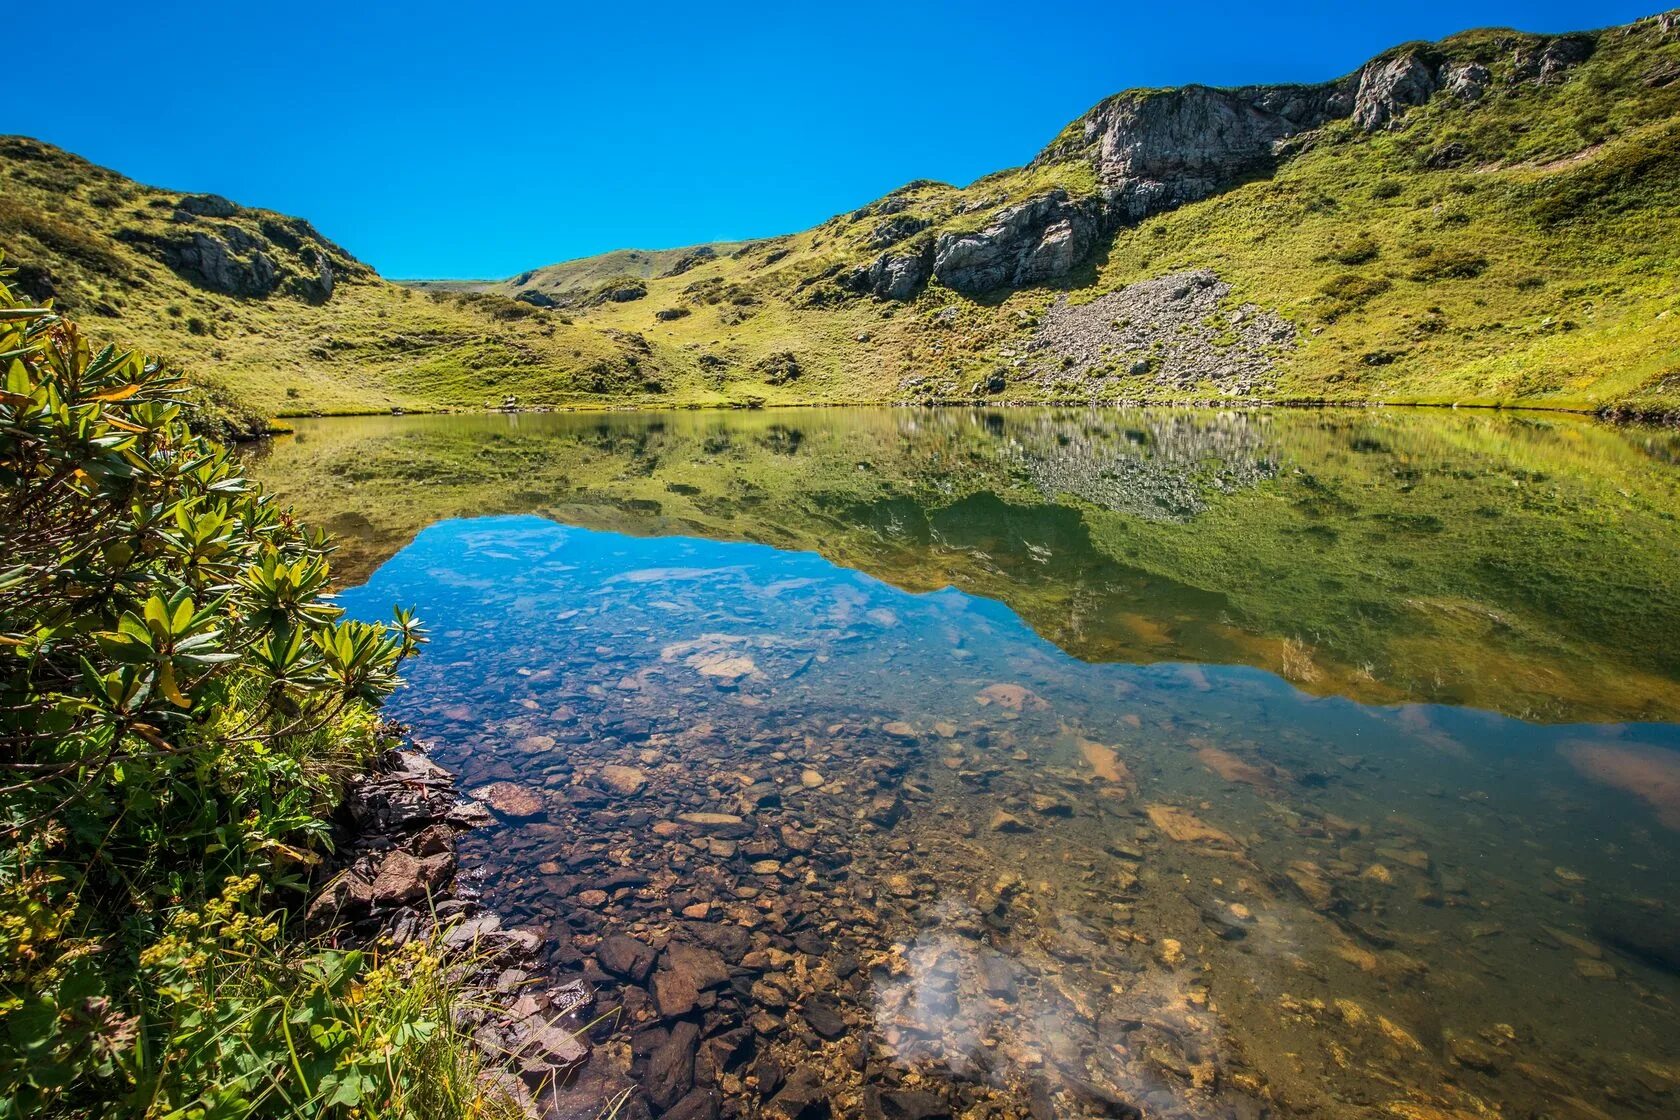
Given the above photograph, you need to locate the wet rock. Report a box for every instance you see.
[598,933,657,983]
[472,781,547,821]
[980,955,1017,997]
[370,849,454,905]
[677,812,746,831]
[1145,804,1240,850]
[990,810,1032,834]
[597,765,649,796]
[509,1008,590,1078]
[664,1087,722,1120]
[645,1021,700,1110]
[868,793,906,828]
[1029,793,1074,817]
[766,1068,830,1120]
[1591,899,1680,975]
[865,1088,951,1120]
[801,1000,846,1040]
[975,683,1048,712]
[653,969,701,1018]
[1448,1035,1503,1072]
[664,943,731,990]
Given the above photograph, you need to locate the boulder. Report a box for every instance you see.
[370,849,454,905]
[596,933,657,982]
[471,781,547,820]
[644,1021,700,1110]
[175,193,239,219]
[931,191,1102,296]
[846,241,933,301]
[1352,52,1441,131]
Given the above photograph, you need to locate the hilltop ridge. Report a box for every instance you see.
[3,9,1678,426]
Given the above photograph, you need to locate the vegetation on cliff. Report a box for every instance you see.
[0,265,500,1117]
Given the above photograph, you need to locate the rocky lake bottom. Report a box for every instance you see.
[251,407,1680,1120]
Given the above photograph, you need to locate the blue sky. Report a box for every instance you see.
[11,1,1655,278]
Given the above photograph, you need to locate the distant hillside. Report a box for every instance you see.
[0,137,749,432]
[4,9,1679,424]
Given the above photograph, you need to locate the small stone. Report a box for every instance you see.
[577,889,610,909]
[470,781,546,821]
[800,769,825,789]
[598,765,648,796]
[597,933,656,982]
[678,812,745,829]
[990,810,1031,833]
[1575,957,1617,980]
[802,1001,847,1040]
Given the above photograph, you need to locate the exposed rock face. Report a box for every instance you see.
[858,34,1592,302]
[1511,35,1595,84]
[864,214,930,251]
[115,195,367,301]
[1352,53,1442,130]
[845,241,934,301]
[1442,61,1493,103]
[1061,83,1351,221]
[930,190,1101,296]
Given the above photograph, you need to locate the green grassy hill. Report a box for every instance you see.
[4,10,1678,426]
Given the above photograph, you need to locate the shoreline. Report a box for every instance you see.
[250,395,1680,440]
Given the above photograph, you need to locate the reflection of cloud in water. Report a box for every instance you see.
[870,896,1248,1115]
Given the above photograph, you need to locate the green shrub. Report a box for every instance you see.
[0,261,504,1118]
[1317,272,1393,321]
[1321,233,1381,265]
[1409,248,1489,281]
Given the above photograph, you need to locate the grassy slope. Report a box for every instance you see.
[533,16,1680,416]
[0,139,747,426]
[3,14,1679,424]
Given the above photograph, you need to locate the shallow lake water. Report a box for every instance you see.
[250,408,1680,1119]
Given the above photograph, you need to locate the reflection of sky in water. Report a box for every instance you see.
[340,514,1680,1107]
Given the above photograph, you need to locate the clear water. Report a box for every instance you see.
[251,408,1680,1117]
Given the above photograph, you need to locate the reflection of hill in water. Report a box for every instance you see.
[1006,413,1278,522]
[245,407,1680,723]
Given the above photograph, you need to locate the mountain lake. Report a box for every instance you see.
[247,407,1680,1119]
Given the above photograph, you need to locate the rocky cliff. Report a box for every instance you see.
[851,30,1599,300]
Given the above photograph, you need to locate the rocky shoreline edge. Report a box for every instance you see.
[304,738,601,1118]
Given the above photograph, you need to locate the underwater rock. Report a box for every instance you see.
[471,781,547,821]
[975,683,1049,712]
[1195,745,1284,791]
[1591,899,1680,975]
[1145,804,1240,850]
[596,764,649,796]
[1077,735,1134,788]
